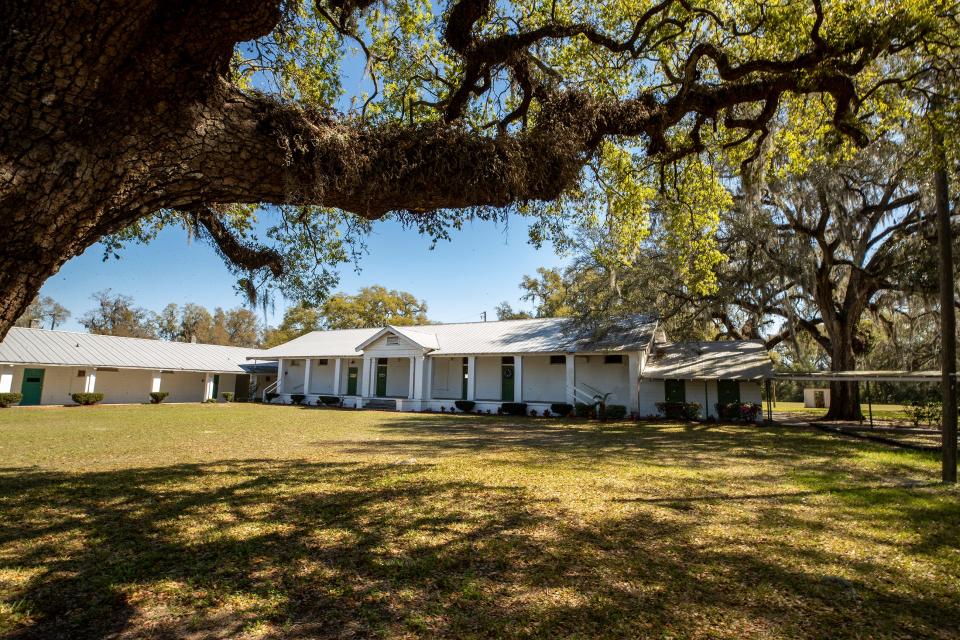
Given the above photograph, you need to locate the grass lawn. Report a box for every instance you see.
[772,401,913,422]
[0,405,958,639]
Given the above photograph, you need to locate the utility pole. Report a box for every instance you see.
[480,311,487,322]
[932,102,957,483]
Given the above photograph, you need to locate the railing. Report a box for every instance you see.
[261,379,279,402]
[573,382,610,406]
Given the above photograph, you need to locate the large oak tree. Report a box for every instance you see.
[0,0,948,338]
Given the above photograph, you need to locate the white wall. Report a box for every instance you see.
[363,334,424,358]
[282,359,306,393]
[474,356,502,400]
[92,369,156,404]
[307,359,335,394]
[521,356,566,403]
[575,355,631,407]
[384,357,411,397]
[638,379,764,419]
[430,357,463,399]
[160,371,207,402]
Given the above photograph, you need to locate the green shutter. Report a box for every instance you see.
[664,379,685,403]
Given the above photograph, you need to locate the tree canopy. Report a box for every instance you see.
[2,0,956,337]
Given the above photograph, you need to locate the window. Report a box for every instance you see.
[717,379,740,405]
[317,359,328,366]
[289,360,301,366]
[99,367,118,372]
[664,379,685,403]
[77,370,85,377]
[377,357,388,365]
[603,355,624,364]
[550,355,565,365]
[385,335,399,345]
[501,356,514,364]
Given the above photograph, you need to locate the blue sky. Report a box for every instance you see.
[41,214,566,332]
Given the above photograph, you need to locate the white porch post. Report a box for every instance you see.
[424,357,433,400]
[277,358,285,393]
[412,356,427,399]
[203,373,213,400]
[515,356,523,402]
[360,356,372,397]
[466,356,476,401]
[565,354,576,404]
[303,358,313,396]
[0,366,12,393]
[151,371,162,393]
[627,353,640,414]
[408,357,416,399]
[84,369,97,393]
[333,358,343,395]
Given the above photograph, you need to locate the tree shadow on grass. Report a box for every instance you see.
[0,457,958,639]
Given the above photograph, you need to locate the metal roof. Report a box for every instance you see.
[0,327,266,373]
[643,341,774,380]
[776,370,942,383]
[254,316,659,359]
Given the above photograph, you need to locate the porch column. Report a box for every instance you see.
[424,357,433,400]
[565,354,575,404]
[360,356,372,397]
[277,358,285,393]
[627,353,640,413]
[0,366,12,393]
[203,373,213,400]
[413,356,427,399]
[466,356,476,401]
[333,358,342,395]
[151,371,162,394]
[408,357,416,399]
[515,356,523,402]
[303,358,313,396]
[84,369,97,393]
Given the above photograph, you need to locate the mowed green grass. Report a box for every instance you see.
[0,405,957,639]
[772,401,913,422]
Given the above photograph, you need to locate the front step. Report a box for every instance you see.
[363,398,397,411]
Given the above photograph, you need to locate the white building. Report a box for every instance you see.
[0,328,274,405]
[255,317,774,417]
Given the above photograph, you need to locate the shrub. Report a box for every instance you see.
[550,403,574,417]
[319,395,341,406]
[0,392,22,408]
[542,409,552,418]
[71,392,104,406]
[715,402,762,422]
[290,394,306,405]
[500,402,528,416]
[149,391,169,404]
[221,392,234,402]
[574,402,595,418]
[203,398,217,403]
[529,409,538,417]
[605,404,627,420]
[265,392,279,403]
[656,401,701,420]
[905,399,942,427]
[454,400,476,412]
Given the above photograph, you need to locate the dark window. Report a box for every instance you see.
[550,355,565,365]
[317,359,328,366]
[377,357,388,365]
[717,379,740,405]
[664,379,685,403]
[501,356,514,364]
[462,357,468,364]
[77,370,85,377]
[603,355,624,364]
[99,367,118,372]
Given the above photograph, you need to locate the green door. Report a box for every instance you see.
[501,359,515,402]
[461,358,468,399]
[20,368,44,406]
[717,380,740,406]
[664,379,685,403]
[211,374,220,400]
[347,367,358,395]
[375,360,388,396]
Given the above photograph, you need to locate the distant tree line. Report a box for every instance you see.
[14,285,430,350]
